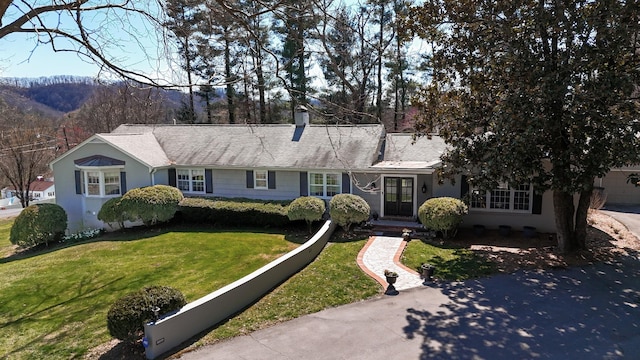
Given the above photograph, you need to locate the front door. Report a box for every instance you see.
[384,177,414,217]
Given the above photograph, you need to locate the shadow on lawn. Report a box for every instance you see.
[402,250,640,359]
[0,275,126,359]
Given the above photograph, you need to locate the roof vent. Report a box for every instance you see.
[294,105,309,127]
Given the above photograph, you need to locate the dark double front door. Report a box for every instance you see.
[384,177,414,217]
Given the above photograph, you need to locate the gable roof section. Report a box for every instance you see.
[95,133,171,168]
[372,133,447,170]
[50,132,170,171]
[111,124,385,171]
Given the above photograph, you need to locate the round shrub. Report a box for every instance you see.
[97,197,127,229]
[107,285,186,344]
[418,197,468,239]
[287,196,326,232]
[329,194,370,231]
[10,203,67,248]
[120,185,184,226]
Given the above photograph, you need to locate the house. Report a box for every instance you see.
[50,111,557,233]
[5,178,56,202]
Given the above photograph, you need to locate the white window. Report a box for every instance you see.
[82,170,121,197]
[309,173,342,198]
[177,169,205,193]
[470,183,532,212]
[255,170,268,189]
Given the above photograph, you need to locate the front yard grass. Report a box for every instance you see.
[0,218,15,257]
[188,236,380,349]
[1,220,494,359]
[402,239,496,280]
[0,225,301,359]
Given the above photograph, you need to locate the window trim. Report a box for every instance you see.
[469,183,533,213]
[254,170,268,190]
[308,172,342,199]
[176,168,206,194]
[76,166,123,198]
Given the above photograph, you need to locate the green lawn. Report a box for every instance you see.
[401,239,496,280]
[0,219,495,359]
[0,218,15,258]
[190,236,380,346]
[0,225,301,359]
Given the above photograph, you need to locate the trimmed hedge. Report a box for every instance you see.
[120,185,184,226]
[418,197,468,239]
[10,203,67,248]
[106,286,186,344]
[329,194,370,231]
[287,196,326,232]
[179,197,290,227]
[97,197,127,229]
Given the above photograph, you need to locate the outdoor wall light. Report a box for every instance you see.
[421,182,427,193]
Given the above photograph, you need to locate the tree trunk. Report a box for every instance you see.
[574,186,593,250]
[224,29,236,124]
[376,5,384,123]
[255,43,267,123]
[553,189,589,253]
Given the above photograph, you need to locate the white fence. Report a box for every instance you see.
[144,220,337,359]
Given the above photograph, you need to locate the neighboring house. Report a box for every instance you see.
[5,179,56,201]
[50,111,558,233]
[594,167,640,205]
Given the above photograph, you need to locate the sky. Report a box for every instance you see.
[0,2,181,84]
[1,37,103,79]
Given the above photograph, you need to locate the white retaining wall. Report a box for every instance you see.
[144,220,337,359]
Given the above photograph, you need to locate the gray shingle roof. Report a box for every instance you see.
[96,133,171,168]
[110,124,385,171]
[372,133,447,170]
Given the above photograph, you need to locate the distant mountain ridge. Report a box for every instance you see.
[0,76,214,119]
[0,76,100,116]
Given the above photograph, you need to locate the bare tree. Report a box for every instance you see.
[0,107,56,208]
[71,81,170,136]
[0,1,177,86]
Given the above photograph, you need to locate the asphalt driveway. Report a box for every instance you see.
[178,255,640,360]
[601,204,640,240]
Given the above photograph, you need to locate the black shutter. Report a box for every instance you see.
[75,170,82,194]
[532,191,543,215]
[461,175,469,198]
[205,169,213,193]
[268,171,276,189]
[120,172,127,194]
[300,172,308,196]
[168,168,177,187]
[246,170,254,188]
[342,173,351,193]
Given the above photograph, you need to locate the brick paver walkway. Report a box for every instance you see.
[357,236,425,292]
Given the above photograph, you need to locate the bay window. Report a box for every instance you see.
[80,169,121,197]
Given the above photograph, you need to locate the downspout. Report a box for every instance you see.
[151,168,157,186]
